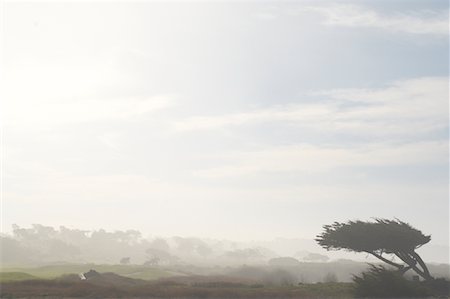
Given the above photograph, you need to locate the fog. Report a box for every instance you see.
[0,224,338,266]
[1,1,449,291]
[1,224,449,284]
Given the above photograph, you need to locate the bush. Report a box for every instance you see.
[422,278,450,297]
[353,265,431,298]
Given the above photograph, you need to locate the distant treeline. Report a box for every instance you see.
[1,224,449,283]
[1,224,281,266]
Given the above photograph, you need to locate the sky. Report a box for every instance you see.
[0,1,449,254]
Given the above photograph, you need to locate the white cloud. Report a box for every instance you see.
[298,4,448,35]
[173,104,331,131]
[179,77,448,179]
[174,77,448,139]
[193,141,447,178]
[314,77,448,135]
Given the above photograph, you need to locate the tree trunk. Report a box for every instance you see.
[395,250,433,281]
[410,250,433,281]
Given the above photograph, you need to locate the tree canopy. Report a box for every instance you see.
[316,219,433,281]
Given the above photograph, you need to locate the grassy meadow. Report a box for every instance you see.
[0,264,177,282]
[1,262,449,298]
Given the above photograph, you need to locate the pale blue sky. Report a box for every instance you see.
[1,1,448,260]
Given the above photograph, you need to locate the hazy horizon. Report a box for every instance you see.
[1,0,449,262]
[2,223,449,265]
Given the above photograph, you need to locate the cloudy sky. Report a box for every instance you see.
[1,1,448,251]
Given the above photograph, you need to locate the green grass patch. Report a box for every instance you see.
[0,272,38,282]
[1,264,174,281]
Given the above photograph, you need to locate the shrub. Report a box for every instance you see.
[353,265,431,298]
[422,278,450,297]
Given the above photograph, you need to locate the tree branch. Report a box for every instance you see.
[367,251,403,269]
[410,250,433,280]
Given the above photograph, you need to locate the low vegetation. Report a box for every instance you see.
[1,263,176,281]
[0,272,38,282]
[353,265,438,298]
[0,275,354,298]
[1,267,448,298]
[1,220,449,298]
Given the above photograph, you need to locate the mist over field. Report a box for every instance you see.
[1,224,449,282]
[0,0,449,297]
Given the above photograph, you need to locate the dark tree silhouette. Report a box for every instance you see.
[315,219,433,281]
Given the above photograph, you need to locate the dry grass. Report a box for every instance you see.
[0,278,354,298]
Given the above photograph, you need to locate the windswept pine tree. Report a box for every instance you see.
[316,219,433,281]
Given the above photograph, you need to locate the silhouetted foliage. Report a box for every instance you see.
[353,265,431,298]
[3,224,151,265]
[145,248,179,266]
[422,278,450,297]
[316,219,433,280]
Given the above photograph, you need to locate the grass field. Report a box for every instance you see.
[0,264,355,298]
[0,279,354,298]
[0,272,38,282]
[1,264,447,298]
[0,264,177,281]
